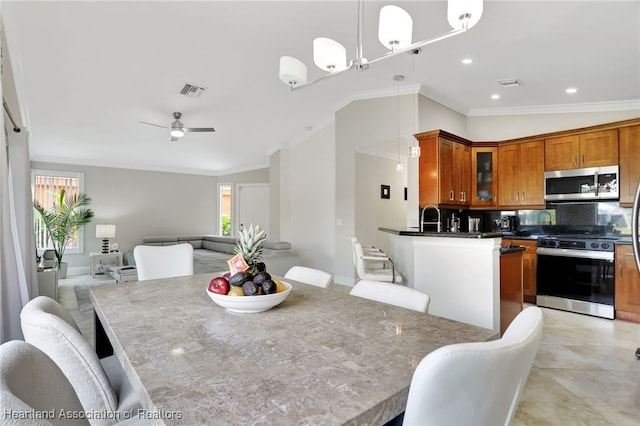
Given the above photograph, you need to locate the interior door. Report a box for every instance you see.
[235,183,270,237]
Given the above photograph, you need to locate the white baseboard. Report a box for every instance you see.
[68,266,90,276]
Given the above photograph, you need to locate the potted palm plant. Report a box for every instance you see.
[34,189,94,278]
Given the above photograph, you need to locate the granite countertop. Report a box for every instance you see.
[379,227,503,238]
[90,274,496,425]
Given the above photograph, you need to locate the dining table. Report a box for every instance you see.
[90,272,497,425]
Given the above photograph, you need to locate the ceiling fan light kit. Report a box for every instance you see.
[140,111,215,142]
[279,0,483,90]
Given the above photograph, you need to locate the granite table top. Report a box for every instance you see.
[90,273,497,425]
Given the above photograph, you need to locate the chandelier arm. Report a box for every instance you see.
[367,28,466,66]
[290,28,465,91]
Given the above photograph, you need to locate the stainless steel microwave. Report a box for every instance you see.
[544,165,619,201]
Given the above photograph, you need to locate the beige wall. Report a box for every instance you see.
[278,123,335,272]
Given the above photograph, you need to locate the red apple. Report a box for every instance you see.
[208,277,230,295]
[222,271,231,280]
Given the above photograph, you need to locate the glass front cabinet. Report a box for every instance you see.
[471,146,498,207]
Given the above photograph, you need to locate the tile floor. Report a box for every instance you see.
[58,276,640,425]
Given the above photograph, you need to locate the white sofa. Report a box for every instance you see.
[141,235,299,276]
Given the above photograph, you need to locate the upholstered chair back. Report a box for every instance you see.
[133,243,193,281]
[284,266,333,288]
[349,280,430,313]
[403,306,543,426]
[1,340,88,425]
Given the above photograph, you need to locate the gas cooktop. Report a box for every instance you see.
[537,235,616,252]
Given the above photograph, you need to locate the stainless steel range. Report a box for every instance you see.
[537,235,615,319]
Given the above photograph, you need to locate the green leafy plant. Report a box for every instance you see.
[33,188,94,270]
[221,215,231,236]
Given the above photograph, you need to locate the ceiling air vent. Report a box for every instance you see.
[179,83,207,98]
[497,79,524,88]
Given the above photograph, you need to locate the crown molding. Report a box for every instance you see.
[467,99,640,117]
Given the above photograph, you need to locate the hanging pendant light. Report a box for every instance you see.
[278,0,484,91]
[448,0,484,30]
[394,74,405,172]
[313,37,348,73]
[408,51,421,158]
[378,5,413,52]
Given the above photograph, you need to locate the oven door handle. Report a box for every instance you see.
[537,247,614,261]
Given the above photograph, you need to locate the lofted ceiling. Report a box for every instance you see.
[3,1,639,176]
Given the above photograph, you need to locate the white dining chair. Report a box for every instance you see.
[133,243,193,281]
[349,280,430,313]
[284,266,333,289]
[352,241,403,283]
[402,306,544,426]
[1,340,88,426]
[20,296,142,425]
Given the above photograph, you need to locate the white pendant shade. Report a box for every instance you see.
[448,0,483,30]
[378,5,413,50]
[279,56,308,86]
[313,37,347,73]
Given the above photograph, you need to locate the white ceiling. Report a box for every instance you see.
[3,1,639,176]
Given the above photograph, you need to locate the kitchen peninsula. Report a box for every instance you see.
[379,227,504,331]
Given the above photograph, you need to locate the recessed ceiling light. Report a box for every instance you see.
[462,58,473,65]
[566,87,577,94]
[491,94,500,100]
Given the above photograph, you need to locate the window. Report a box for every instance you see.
[32,169,86,253]
[218,183,232,236]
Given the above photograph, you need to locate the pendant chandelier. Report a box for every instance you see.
[279,0,483,90]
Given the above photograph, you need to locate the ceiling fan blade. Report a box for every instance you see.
[140,121,169,129]
[183,127,216,133]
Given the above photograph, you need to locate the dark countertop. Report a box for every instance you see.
[379,227,503,239]
[500,245,526,255]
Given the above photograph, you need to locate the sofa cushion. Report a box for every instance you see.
[143,236,178,244]
[264,241,291,250]
[202,240,236,254]
[203,235,237,244]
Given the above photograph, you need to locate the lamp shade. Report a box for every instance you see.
[313,37,347,72]
[378,5,413,50]
[279,56,308,86]
[96,224,116,239]
[448,0,483,30]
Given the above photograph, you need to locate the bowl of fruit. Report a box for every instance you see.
[206,270,292,313]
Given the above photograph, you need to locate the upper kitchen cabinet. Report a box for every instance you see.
[471,146,498,207]
[619,125,640,207]
[498,141,545,208]
[417,130,471,207]
[545,130,618,171]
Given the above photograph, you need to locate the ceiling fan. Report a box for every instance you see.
[140,112,215,142]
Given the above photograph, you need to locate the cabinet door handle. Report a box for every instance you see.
[515,192,519,202]
[450,190,455,201]
[582,154,585,165]
[522,192,525,202]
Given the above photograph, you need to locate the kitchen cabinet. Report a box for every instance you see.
[503,239,538,304]
[619,125,640,207]
[497,140,545,207]
[545,130,618,171]
[417,130,471,207]
[471,146,498,207]
[615,245,640,323]
[500,248,523,335]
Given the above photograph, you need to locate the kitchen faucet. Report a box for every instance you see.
[420,205,441,232]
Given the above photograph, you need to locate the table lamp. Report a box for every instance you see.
[96,224,116,254]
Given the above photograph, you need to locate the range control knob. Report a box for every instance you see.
[591,242,599,249]
[601,243,610,250]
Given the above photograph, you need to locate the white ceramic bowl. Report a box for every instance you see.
[206,281,292,313]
